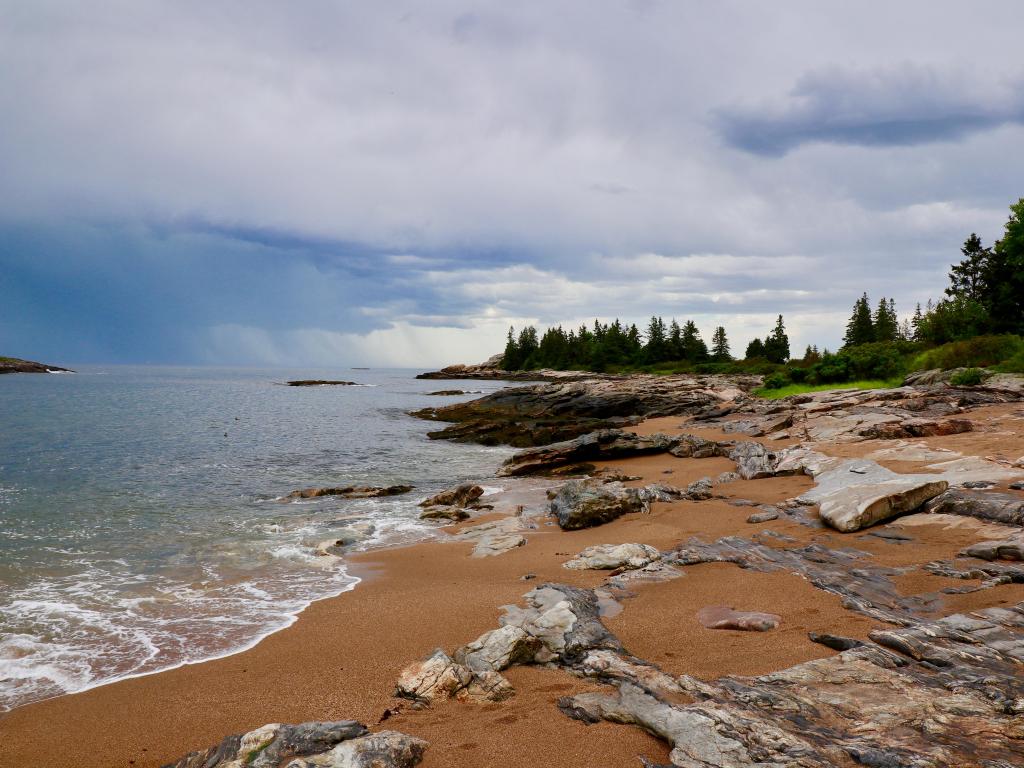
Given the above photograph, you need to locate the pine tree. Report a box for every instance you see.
[911,303,924,341]
[644,316,667,364]
[946,233,990,302]
[680,321,708,362]
[711,326,731,361]
[873,297,898,342]
[668,320,683,360]
[502,326,520,369]
[844,293,875,347]
[985,198,1024,335]
[763,315,790,363]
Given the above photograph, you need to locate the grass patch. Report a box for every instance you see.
[753,378,903,400]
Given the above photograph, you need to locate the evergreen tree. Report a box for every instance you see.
[911,303,924,341]
[843,293,875,347]
[763,314,790,363]
[680,321,708,362]
[745,337,766,360]
[946,233,990,302]
[516,326,539,367]
[985,198,1024,335]
[711,326,731,361]
[873,297,898,342]
[502,326,520,369]
[644,316,668,364]
[668,320,683,360]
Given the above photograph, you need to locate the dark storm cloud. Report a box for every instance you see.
[716,66,1024,156]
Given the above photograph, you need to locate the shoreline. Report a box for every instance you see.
[2,375,1024,766]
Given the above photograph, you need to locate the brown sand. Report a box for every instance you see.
[3,408,1023,767]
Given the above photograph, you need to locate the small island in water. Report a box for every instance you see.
[0,356,72,374]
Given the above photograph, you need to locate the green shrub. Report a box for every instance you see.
[762,373,789,390]
[949,368,984,386]
[787,366,808,383]
[996,350,1024,374]
[915,335,1023,370]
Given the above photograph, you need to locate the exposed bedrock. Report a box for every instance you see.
[288,485,413,500]
[163,721,426,768]
[412,375,758,447]
[549,478,711,531]
[924,488,1024,526]
[563,543,661,571]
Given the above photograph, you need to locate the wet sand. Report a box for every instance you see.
[2,407,1023,767]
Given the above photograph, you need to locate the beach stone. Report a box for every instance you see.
[418,483,484,509]
[550,479,647,530]
[697,606,781,632]
[715,471,741,485]
[1010,480,1024,490]
[457,517,530,557]
[746,510,779,524]
[681,477,713,500]
[667,434,731,459]
[563,543,660,571]
[418,505,469,521]
[728,441,777,480]
[799,460,948,532]
[455,625,541,673]
[961,536,1024,561]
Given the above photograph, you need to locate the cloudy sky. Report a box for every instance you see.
[2,1,1023,367]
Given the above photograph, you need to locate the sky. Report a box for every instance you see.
[2,1,1024,367]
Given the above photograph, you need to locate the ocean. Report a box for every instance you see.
[0,366,514,712]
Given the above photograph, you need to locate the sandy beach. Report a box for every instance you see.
[2,404,1023,767]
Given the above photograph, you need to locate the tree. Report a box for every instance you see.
[502,326,520,370]
[644,316,668,364]
[873,297,898,343]
[711,326,731,361]
[668,320,683,360]
[745,337,766,359]
[844,293,875,347]
[763,315,790,363]
[680,321,708,362]
[984,198,1024,335]
[947,233,990,303]
[911,303,924,341]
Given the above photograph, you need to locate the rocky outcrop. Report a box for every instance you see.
[413,375,758,447]
[962,534,1024,561]
[696,606,780,631]
[0,356,72,374]
[798,460,949,532]
[288,485,413,500]
[163,720,426,768]
[424,389,482,396]
[286,380,359,386]
[500,429,684,476]
[563,543,660,571]
[924,488,1024,526]
[418,483,484,509]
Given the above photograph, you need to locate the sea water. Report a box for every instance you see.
[0,367,512,711]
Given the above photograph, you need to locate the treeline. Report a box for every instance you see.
[500,197,1024,382]
[502,315,790,371]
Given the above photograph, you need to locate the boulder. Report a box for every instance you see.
[297,731,427,768]
[457,517,529,557]
[697,606,781,631]
[395,649,473,703]
[667,434,731,458]
[563,543,661,571]
[728,441,777,480]
[418,483,484,509]
[549,479,647,530]
[799,460,948,532]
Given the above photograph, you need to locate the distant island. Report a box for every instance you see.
[0,356,72,374]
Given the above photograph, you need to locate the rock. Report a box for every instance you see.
[727,441,777,480]
[500,429,681,476]
[289,485,413,500]
[745,510,778,524]
[425,389,481,396]
[418,506,470,521]
[395,649,473,703]
[860,417,974,439]
[286,380,359,386]
[667,434,731,458]
[0,356,73,374]
[714,471,740,485]
[163,720,427,768]
[961,536,1024,561]
[457,517,529,557]
[455,625,541,674]
[294,731,427,768]
[563,543,661,571]
[696,606,780,631]
[413,375,760,447]
[807,632,864,651]
[923,488,1024,526]
[681,477,713,500]
[799,460,948,532]
[418,483,484,509]
[1010,480,1024,490]
[549,479,647,530]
